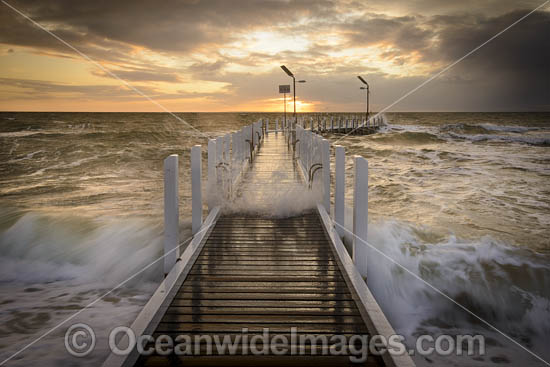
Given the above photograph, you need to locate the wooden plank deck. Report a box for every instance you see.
[230,132,303,211]
[134,213,384,366]
[133,133,385,366]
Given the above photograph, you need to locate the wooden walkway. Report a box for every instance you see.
[134,133,385,366]
[136,214,384,366]
[100,127,415,367]
[231,133,303,211]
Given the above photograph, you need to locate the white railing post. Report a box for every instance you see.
[247,125,252,160]
[216,136,223,164]
[261,120,264,138]
[239,128,244,163]
[215,136,224,194]
[305,131,311,173]
[240,129,244,161]
[353,156,368,279]
[207,139,216,210]
[301,127,305,162]
[163,154,179,276]
[302,130,307,169]
[238,131,242,165]
[334,145,345,237]
[322,139,330,212]
[310,133,315,168]
[242,127,246,161]
[224,134,230,164]
[191,145,202,235]
[260,120,265,138]
[251,123,256,147]
[231,132,237,168]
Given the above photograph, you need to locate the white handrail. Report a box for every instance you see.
[294,124,371,281]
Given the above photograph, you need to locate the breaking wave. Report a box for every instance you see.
[365,219,550,364]
[0,210,165,286]
[447,132,550,146]
[371,131,444,145]
[441,123,542,134]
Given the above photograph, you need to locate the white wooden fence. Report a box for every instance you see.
[163,117,371,279]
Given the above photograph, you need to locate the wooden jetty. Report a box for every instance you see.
[103,119,413,367]
[288,114,384,135]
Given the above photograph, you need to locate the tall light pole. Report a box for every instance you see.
[281,65,306,120]
[358,76,370,122]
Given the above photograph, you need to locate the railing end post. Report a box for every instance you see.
[163,154,179,276]
[191,145,203,235]
[322,139,330,212]
[352,155,368,280]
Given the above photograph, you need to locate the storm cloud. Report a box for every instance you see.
[0,0,548,111]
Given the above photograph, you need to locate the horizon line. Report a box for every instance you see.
[1,110,549,114]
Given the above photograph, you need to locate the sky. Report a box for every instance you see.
[0,0,549,112]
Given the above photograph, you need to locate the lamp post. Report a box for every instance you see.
[357,76,370,122]
[283,89,288,142]
[279,84,290,131]
[281,65,306,120]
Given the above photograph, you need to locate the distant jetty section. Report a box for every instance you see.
[274,114,383,135]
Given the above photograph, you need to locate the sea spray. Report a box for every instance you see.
[222,184,322,217]
[0,210,182,367]
[365,219,550,365]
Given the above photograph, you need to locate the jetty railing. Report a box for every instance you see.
[293,124,369,278]
[163,115,375,277]
[163,119,265,275]
[262,113,384,135]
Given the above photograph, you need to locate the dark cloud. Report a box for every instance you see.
[361,0,543,16]
[1,0,336,54]
[1,0,548,110]
[0,77,159,100]
[0,77,228,105]
[344,15,432,52]
[187,60,228,80]
[338,9,549,110]
[91,68,182,83]
[0,4,137,64]
[429,10,550,110]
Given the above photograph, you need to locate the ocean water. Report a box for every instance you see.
[0,112,549,366]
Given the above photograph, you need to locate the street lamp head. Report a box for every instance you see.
[298,80,306,83]
[360,87,366,90]
[357,75,369,86]
[281,65,294,77]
